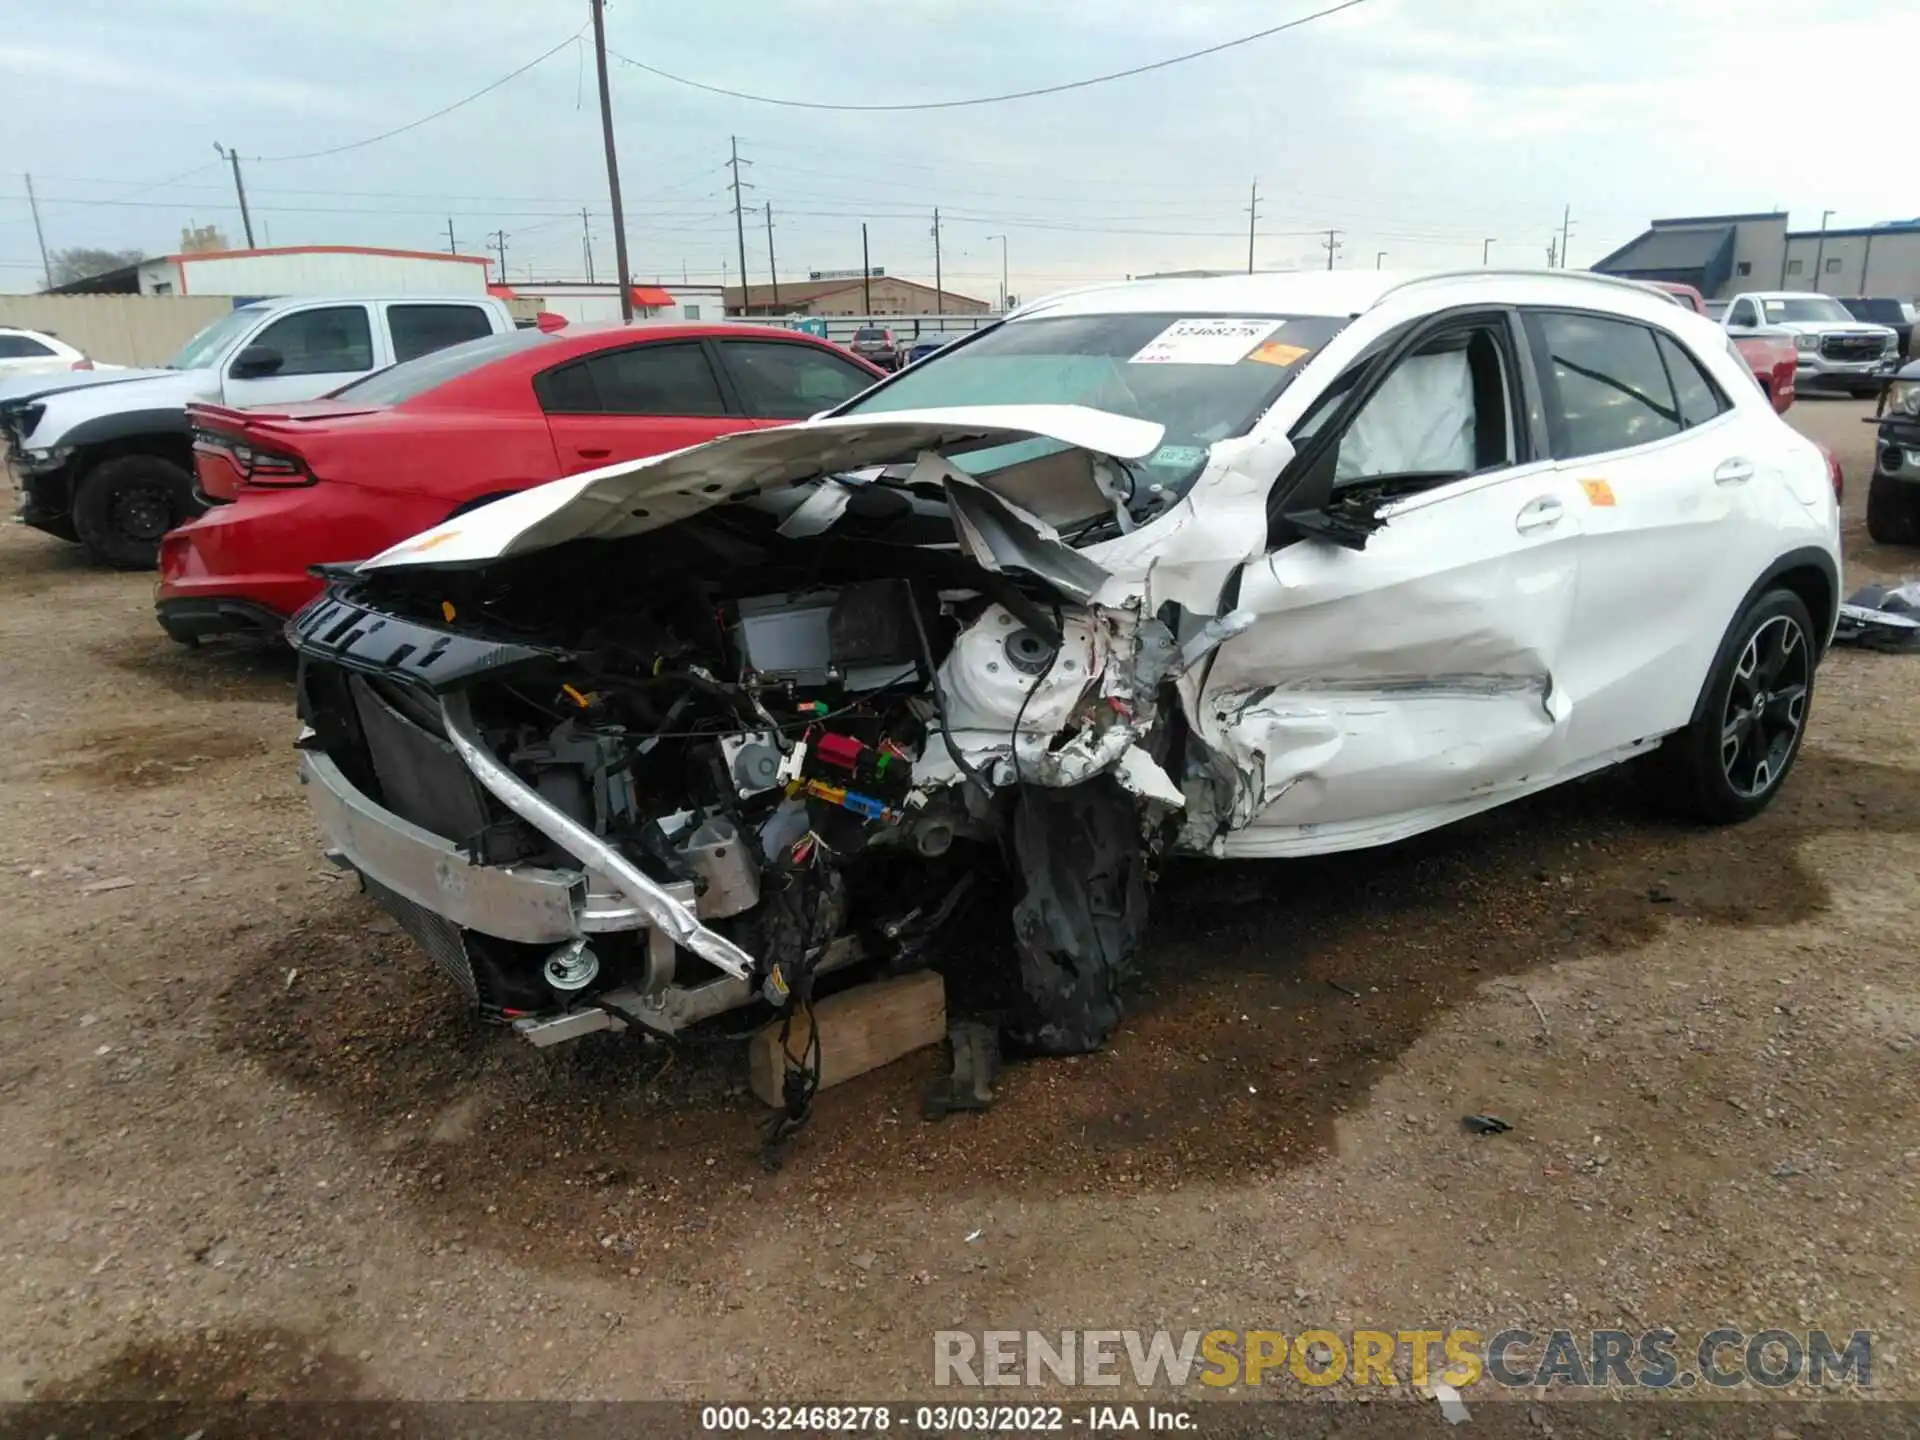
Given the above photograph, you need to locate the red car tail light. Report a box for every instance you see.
[70,357,94,371]
[240,445,315,488]
[1826,446,1843,503]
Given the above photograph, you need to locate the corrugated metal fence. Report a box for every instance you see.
[0,295,235,366]
[757,312,1001,347]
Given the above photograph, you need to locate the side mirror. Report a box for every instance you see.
[231,343,284,378]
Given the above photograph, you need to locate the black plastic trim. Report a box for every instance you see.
[287,591,568,694]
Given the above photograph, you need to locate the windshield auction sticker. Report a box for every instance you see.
[1129,317,1283,365]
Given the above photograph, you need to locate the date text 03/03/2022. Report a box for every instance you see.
[699,1404,1195,1431]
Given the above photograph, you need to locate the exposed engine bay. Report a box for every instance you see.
[291,449,1203,1077]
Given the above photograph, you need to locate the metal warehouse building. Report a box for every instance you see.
[1594,213,1920,300]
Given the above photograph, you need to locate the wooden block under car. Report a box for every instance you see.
[748,970,947,1109]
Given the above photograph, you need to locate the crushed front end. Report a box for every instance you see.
[287,422,1206,1056]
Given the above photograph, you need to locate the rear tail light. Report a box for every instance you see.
[1820,444,1843,502]
[192,427,315,488]
[70,358,93,371]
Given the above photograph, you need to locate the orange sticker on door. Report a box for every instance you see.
[1579,479,1616,507]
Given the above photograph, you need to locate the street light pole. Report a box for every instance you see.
[988,233,1008,310]
[1375,251,1386,269]
[1483,237,1496,265]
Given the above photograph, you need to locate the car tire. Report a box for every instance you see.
[1649,587,1816,825]
[1867,471,1920,546]
[71,453,195,570]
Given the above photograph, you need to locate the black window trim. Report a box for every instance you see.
[1268,304,1544,539]
[708,332,881,420]
[1520,305,1730,464]
[533,337,739,418]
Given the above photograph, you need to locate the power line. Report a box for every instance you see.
[251,28,586,162]
[604,0,1372,112]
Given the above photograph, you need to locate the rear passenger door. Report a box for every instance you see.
[382,302,498,363]
[710,337,879,421]
[536,340,742,475]
[1519,308,1768,758]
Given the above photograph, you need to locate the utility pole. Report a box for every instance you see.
[763,203,779,310]
[728,136,753,315]
[445,217,457,254]
[1483,237,1497,265]
[214,143,255,247]
[581,207,595,283]
[988,233,1008,310]
[1375,250,1386,269]
[1547,235,1558,269]
[1245,180,1260,274]
[931,207,943,315]
[23,174,50,289]
[589,0,633,320]
[861,223,872,314]
[1322,228,1343,270]
[1811,209,1836,291]
[488,230,508,284]
[1558,204,1573,268]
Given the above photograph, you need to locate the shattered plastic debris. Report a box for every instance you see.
[1833,582,1920,651]
[1430,1382,1472,1425]
[1462,1114,1513,1135]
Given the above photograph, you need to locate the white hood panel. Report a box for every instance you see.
[361,405,1165,570]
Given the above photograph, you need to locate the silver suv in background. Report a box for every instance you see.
[847,325,900,370]
[1722,291,1898,396]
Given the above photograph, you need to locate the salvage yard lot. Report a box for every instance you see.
[1,399,1916,1411]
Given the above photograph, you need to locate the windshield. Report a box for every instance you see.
[841,311,1347,498]
[1761,297,1853,324]
[330,328,555,405]
[165,307,266,370]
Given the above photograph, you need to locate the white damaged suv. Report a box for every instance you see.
[287,270,1840,1058]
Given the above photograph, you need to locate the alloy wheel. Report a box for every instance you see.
[112,485,172,542]
[1720,614,1810,799]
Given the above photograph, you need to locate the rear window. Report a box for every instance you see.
[330,328,554,405]
[853,328,889,341]
[1843,298,1904,324]
[0,334,56,358]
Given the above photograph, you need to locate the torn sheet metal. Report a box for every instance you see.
[1834,582,1920,651]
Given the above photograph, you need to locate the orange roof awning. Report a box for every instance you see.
[631,285,676,307]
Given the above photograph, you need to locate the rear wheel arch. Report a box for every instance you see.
[446,489,521,521]
[1687,548,1837,729]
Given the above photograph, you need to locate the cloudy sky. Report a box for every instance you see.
[3,0,1914,301]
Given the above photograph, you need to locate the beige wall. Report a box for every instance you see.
[1779,232,1920,299]
[808,278,991,316]
[0,294,234,366]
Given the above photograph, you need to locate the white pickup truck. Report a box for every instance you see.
[1722,291,1899,398]
[1,293,516,567]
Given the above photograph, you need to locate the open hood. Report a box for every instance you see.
[360,404,1165,571]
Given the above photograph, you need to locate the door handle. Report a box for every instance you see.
[575,447,612,460]
[1714,457,1755,485]
[1515,495,1564,534]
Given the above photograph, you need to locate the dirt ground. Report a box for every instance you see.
[2,399,1917,1423]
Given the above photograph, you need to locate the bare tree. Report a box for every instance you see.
[48,247,146,287]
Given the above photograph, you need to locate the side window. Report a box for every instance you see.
[1329,324,1515,490]
[388,304,495,363]
[564,342,726,416]
[1785,259,1804,276]
[1728,299,1757,326]
[1527,312,1680,460]
[719,339,875,419]
[0,334,56,358]
[243,306,374,376]
[535,359,599,413]
[1655,332,1729,428]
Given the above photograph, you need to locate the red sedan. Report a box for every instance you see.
[156,323,885,643]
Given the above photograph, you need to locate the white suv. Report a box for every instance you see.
[289,269,1841,1055]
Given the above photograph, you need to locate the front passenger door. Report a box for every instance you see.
[221,304,380,406]
[1193,310,1591,855]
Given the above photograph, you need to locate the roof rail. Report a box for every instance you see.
[1375,268,1673,307]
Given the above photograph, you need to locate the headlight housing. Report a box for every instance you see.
[1890,380,1920,418]
[1793,333,1818,353]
